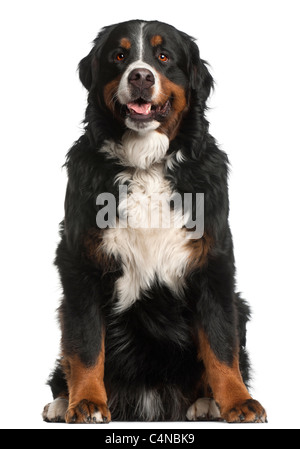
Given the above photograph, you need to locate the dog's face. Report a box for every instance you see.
[79,20,213,139]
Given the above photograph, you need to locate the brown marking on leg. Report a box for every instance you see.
[199,330,267,423]
[151,35,163,47]
[120,37,131,50]
[63,336,111,424]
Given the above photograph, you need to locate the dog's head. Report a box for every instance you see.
[79,20,213,139]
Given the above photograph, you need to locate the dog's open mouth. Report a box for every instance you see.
[126,99,171,121]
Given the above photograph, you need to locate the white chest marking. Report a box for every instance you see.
[100,132,190,312]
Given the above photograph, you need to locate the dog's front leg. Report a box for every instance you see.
[62,332,111,424]
[198,329,266,423]
[191,254,267,423]
[58,289,111,423]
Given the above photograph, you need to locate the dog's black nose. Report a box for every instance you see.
[128,68,155,89]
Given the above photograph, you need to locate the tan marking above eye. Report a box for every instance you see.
[120,38,131,50]
[151,35,163,47]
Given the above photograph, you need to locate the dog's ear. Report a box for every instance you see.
[78,48,96,90]
[78,26,114,91]
[189,40,214,106]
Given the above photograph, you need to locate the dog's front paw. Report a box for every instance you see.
[222,399,267,423]
[65,399,111,424]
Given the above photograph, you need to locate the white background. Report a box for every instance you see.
[0,0,299,430]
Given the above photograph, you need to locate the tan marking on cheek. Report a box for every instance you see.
[156,73,188,140]
[103,76,121,114]
[151,35,163,47]
[156,74,187,111]
[120,37,131,50]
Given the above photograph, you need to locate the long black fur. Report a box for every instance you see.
[47,20,251,422]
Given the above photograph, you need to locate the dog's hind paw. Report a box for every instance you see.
[42,397,68,423]
[186,398,221,421]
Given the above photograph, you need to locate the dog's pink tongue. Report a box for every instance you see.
[127,102,151,115]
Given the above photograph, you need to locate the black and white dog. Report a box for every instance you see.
[43,20,266,423]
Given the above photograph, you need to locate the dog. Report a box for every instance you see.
[43,20,267,423]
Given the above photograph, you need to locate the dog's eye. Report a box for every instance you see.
[158,53,169,62]
[115,53,126,62]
